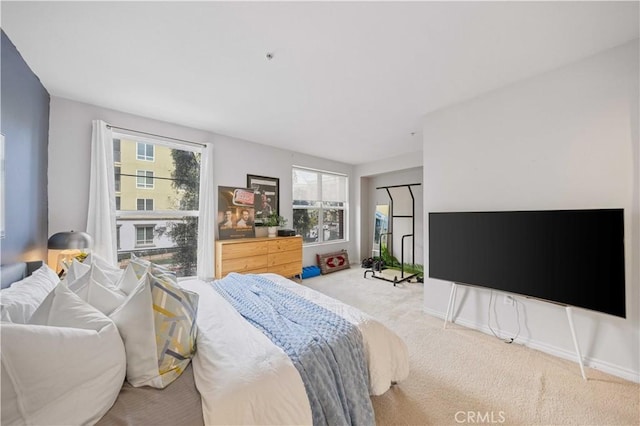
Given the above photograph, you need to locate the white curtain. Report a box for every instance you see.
[197,143,215,280]
[87,120,117,265]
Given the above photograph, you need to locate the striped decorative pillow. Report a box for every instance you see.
[149,272,198,386]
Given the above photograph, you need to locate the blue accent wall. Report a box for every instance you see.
[1,30,50,264]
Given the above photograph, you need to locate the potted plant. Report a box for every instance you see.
[263,212,287,238]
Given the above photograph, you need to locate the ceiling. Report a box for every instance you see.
[2,1,638,165]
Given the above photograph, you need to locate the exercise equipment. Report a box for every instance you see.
[364,183,421,286]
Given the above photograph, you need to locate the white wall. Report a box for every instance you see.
[356,151,423,177]
[48,97,356,268]
[422,40,639,381]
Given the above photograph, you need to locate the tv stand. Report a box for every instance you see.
[565,306,587,380]
[443,283,458,330]
[442,282,587,380]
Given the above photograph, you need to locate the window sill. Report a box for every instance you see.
[302,239,348,248]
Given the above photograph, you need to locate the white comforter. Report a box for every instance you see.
[180,274,409,425]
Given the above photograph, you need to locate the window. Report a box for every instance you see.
[115,166,121,192]
[113,139,121,163]
[136,170,154,189]
[137,143,154,161]
[135,225,155,246]
[292,167,347,244]
[137,198,154,211]
[113,135,201,277]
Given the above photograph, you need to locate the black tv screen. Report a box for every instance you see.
[428,209,625,317]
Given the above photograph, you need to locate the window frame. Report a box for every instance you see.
[113,139,121,163]
[136,142,155,162]
[114,166,121,192]
[136,170,154,189]
[136,198,154,211]
[135,225,155,247]
[112,130,203,278]
[292,166,348,246]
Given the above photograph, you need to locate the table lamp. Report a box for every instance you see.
[47,231,93,275]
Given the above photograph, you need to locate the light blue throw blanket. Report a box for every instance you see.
[212,273,374,426]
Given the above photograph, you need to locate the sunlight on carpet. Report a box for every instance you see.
[302,267,639,426]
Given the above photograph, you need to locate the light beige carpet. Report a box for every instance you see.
[302,267,640,425]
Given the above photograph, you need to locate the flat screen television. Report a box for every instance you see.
[428,209,625,318]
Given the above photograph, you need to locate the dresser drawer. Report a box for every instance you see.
[220,241,268,260]
[267,238,301,253]
[268,261,302,278]
[215,236,303,280]
[220,256,269,275]
[267,250,302,267]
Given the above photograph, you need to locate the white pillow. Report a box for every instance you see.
[64,259,141,316]
[84,252,123,284]
[67,264,126,315]
[68,260,138,295]
[128,253,176,281]
[0,264,59,323]
[1,283,126,426]
[114,262,142,296]
[109,273,159,387]
[110,268,198,388]
[64,257,91,283]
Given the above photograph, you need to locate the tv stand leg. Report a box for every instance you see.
[444,283,457,329]
[566,306,587,380]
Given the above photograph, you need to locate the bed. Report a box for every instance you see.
[1,260,409,425]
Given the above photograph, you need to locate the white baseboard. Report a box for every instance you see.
[424,307,640,383]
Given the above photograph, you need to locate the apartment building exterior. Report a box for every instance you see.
[114,138,183,266]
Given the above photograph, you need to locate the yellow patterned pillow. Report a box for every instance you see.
[149,272,198,386]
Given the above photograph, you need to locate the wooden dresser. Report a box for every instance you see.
[215,236,303,280]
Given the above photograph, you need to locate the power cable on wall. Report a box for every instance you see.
[488,291,521,344]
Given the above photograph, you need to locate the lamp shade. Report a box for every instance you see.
[47,231,93,249]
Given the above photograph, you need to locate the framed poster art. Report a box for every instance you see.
[246,174,279,226]
[217,186,256,240]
